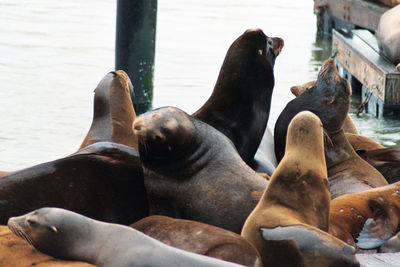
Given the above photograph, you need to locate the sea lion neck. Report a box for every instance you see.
[324,129,355,169]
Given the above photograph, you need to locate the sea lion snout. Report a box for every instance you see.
[267,37,284,57]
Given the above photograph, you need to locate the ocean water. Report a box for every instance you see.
[0,0,398,170]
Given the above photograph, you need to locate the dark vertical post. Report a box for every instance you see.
[115,0,157,114]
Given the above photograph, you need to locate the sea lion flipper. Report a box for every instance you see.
[357,198,399,249]
[356,218,388,249]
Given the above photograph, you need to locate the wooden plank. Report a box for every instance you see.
[333,29,400,104]
[357,252,400,267]
[314,0,389,32]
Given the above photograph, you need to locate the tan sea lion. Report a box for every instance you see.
[0,225,94,267]
[275,59,387,198]
[193,28,284,167]
[242,111,359,267]
[79,70,138,150]
[131,215,262,267]
[329,182,400,248]
[8,208,243,267]
[133,106,267,234]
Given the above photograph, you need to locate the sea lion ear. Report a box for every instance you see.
[326,97,335,105]
[356,199,399,249]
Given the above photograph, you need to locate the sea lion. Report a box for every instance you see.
[376,5,400,68]
[290,80,384,151]
[329,182,400,248]
[358,147,400,184]
[131,215,262,267]
[133,106,267,234]
[242,111,359,267]
[379,231,400,252]
[275,59,387,198]
[193,28,284,167]
[290,80,359,134]
[8,208,243,267]
[79,70,138,150]
[0,142,147,225]
[369,0,400,7]
[0,225,94,266]
[253,126,277,176]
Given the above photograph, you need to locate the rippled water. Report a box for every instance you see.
[0,0,399,170]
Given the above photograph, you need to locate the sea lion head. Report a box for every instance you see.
[133,107,199,167]
[309,58,351,134]
[7,208,91,261]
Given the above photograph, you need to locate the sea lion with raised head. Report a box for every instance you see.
[8,208,244,267]
[275,59,387,198]
[0,142,147,225]
[131,215,262,267]
[329,181,400,248]
[79,70,138,150]
[133,106,268,234]
[193,28,284,167]
[290,79,384,152]
[242,111,359,267]
[0,225,94,266]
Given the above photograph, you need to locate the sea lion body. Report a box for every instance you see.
[329,182,400,248]
[358,147,400,184]
[253,126,277,175]
[275,59,387,198]
[376,5,400,67]
[242,111,358,266]
[131,215,262,267]
[8,208,243,267]
[193,29,283,166]
[79,70,138,150]
[0,142,147,225]
[133,106,267,234]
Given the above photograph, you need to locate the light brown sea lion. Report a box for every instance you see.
[242,111,359,267]
[192,28,284,167]
[376,5,400,67]
[131,215,262,267]
[275,59,387,199]
[133,106,267,234]
[79,70,138,150]
[369,0,400,7]
[0,142,147,225]
[0,225,94,266]
[329,182,400,248]
[8,208,243,267]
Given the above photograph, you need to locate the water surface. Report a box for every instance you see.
[0,0,398,170]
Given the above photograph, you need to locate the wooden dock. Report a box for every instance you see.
[332,29,400,117]
[357,252,400,266]
[314,0,389,35]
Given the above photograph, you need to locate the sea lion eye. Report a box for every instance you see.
[27,219,38,227]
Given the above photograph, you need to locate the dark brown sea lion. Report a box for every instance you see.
[358,147,400,184]
[131,215,262,267]
[8,208,244,267]
[0,142,147,225]
[242,111,359,267]
[133,106,267,234]
[79,70,138,150]
[275,59,387,198]
[0,225,94,266]
[193,28,284,167]
[376,5,400,67]
[290,80,384,152]
[329,182,400,248]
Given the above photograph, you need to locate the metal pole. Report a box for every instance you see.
[115,0,157,114]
